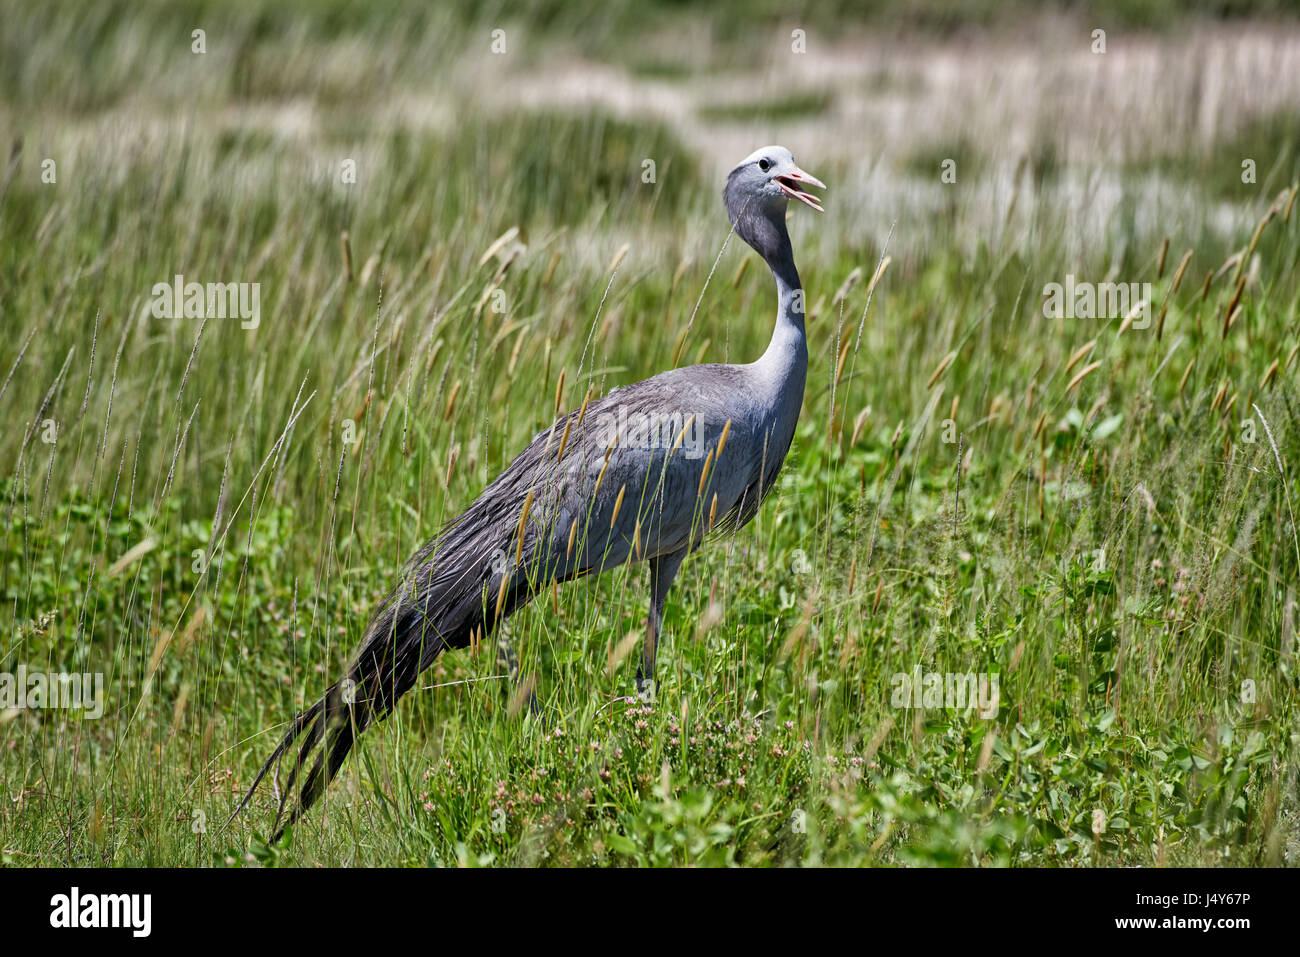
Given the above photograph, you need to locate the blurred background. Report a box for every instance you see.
[6,0,1300,261]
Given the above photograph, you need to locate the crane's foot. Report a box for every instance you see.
[495,635,520,677]
[634,669,657,704]
[498,635,542,718]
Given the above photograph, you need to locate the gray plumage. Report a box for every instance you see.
[231,145,825,837]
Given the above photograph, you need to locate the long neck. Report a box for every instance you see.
[764,253,805,364]
[750,214,807,371]
[737,211,808,492]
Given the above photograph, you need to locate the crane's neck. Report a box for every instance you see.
[752,213,807,379]
[734,210,807,467]
[722,181,811,475]
[764,255,805,364]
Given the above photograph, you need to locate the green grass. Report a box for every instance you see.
[698,91,836,125]
[1141,108,1300,201]
[2,0,1300,868]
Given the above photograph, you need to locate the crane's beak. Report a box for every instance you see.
[776,166,826,212]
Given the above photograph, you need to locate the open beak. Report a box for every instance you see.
[776,165,826,212]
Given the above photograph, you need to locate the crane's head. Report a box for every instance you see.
[724,145,825,214]
[723,146,825,263]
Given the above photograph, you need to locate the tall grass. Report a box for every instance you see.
[1,0,1298,866]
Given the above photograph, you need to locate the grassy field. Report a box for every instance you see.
[3,0,1300,867]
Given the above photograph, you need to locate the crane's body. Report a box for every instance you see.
[233,145,825,837]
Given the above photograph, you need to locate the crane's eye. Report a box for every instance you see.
[758,158,771,172]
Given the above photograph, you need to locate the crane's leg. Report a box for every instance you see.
[494,631,528,707]
[495,629,541,717]
[636,548,687,702]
